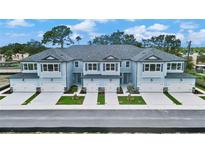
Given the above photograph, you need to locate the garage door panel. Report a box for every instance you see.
[84,79,118,92]
[13,84,36,92]
[41,84,64,92]
[140,83,164,92]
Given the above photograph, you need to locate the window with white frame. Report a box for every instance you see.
[105,63,116,71]
[167,62,183,70]
[126,61,130,67]
[87,63,98,71]
[23,63,37,70]
[74,61,78,67]
[41,64,60,72]
[143,63,162,72]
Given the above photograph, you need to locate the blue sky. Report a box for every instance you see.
[0,19,205,47]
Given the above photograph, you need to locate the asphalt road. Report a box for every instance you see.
[1,110,205,131]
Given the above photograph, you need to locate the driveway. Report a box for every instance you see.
[105,92,118,105]
[141,93,174,106]
[171,93,205,106]
[0,93,34,106]
[30,93,62,105]
[83,93,97,105]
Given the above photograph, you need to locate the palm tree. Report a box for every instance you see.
[76,36,82,44]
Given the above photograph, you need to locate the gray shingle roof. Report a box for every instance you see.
[165,73,195,79]
[22,45,184,62]
[9,73,39,79]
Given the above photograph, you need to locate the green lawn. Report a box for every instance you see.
[57,96,84,105]
[196,85,205,92]
[200,96,205,100]
[22,92,40,105]
[65,85,78,94]
[118,96,146,105]
[164,92,182,105]
[0,96,5,100]
[97,93,105,105]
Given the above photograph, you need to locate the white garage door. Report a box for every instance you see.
[168,84,193,92]
[41,83,64,92]
[13,83,36,92]
[140,83,164,92]
[167,79,195,92]
[84,79,118,92]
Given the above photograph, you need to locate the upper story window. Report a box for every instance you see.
[23,63,37,70]
[86,63,99,71]
[167,62,183,71]
[41,63,60,72]
[126,61,130,67]
[104,63,118,71]
[143,63,162,72]
[74,61,79,67]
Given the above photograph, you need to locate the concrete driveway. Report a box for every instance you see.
[171,93,205,106]
[105,93,119,105]
[0,93,34,106]
[83,93,97,105]
[30,93,62,105]
[141,93,174,106]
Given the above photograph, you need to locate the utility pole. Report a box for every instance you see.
[187,41,192,61]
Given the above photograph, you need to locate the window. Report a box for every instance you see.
[88,64,92,70]
[23,64,28,70]
[54,64,59,71]
[23,63,37,70]
[150,64,156,71]
[145,64,149,71]
[43,64,47,71]
[41,64,60,72]
[177,63,182,70]
[34,64,37,70]
[143,63,161,72]
[74,61,78,67]
[28,64,33,70]
[156,64,161,71]
[111,64,115,70]
[167,63,171,70]
[167,62,182,71]
[106,64,110,71]
[93,64,97,70]
[48,64,53,71]
[126,61,130,67]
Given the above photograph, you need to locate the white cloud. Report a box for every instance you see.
[180,22,198,30]
[37,31,44,38]
[125,24,183,41]
[7,19,34,27]
[188,29,205,45]
[5,32,28,37]
[147,23,168,31]
[68,20,96,32]
[126,19,136,22]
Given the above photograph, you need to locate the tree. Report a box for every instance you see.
[89,30,142,47]
[75,36,82,44]
[42,25,73,48]
[142,35,181,55]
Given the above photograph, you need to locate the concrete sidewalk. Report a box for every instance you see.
[30,93,62,105]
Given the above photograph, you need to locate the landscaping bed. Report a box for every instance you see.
[57,95,84,105]
[117,87,123,94]
[0,96,5,100]
[22,92,40,105]
[118,96,146,105]
[97,92,105,105]
[164,92,182,105]
[200,96,205,100]
[64,85,78,94]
